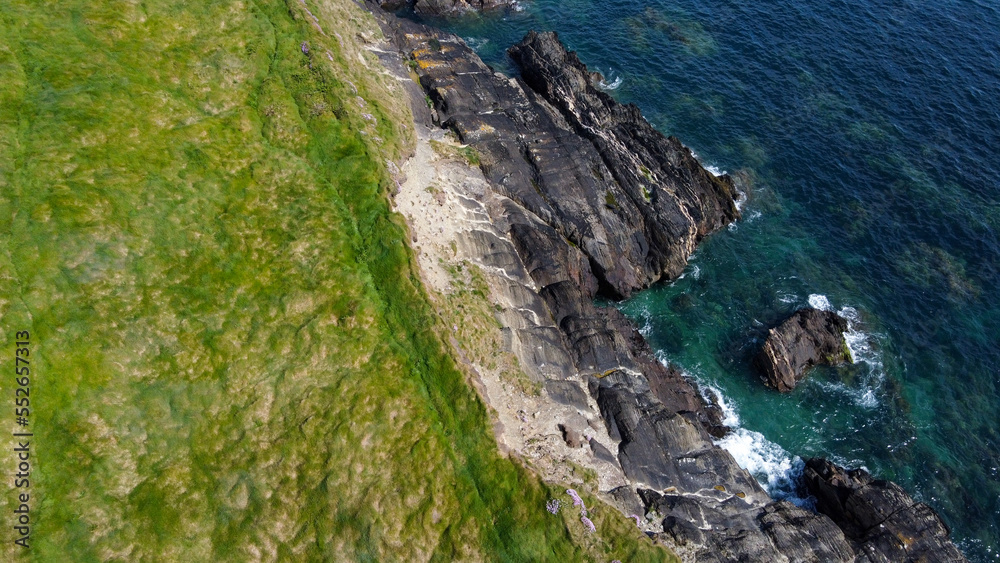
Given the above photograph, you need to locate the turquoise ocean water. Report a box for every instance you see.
[410,0,1000,558]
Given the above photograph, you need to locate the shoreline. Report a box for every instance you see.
[362,3,968,560]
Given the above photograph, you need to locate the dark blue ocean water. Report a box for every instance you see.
[412,0,1000,558]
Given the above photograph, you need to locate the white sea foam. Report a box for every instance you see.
[598,75,623,90]
[807,293,832,311]
[806,296,885,409]
[594,67,623,91]
[732,191,748,213]
[706,164,727,177]
[697,383,740,427]
[675,261,701,280]
[690,150,727,178]
[463,37,490,50]
[728,189,747,229]
[654,349,670,366]
[836,306,884,408]
[838,306,867,363]
[716,428,812,507]
[637,307,653,338]
[680,371,813,506]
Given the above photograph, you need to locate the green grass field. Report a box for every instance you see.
[0,1,676,560]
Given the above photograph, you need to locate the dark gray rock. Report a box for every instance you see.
[607,485,645,519]
[543,380,589,410]
[597,376,767,499]
[403,27,737,300]
[374,0,518,15]
[413,0,518,16]
[804,458,968,562]
[509,31,740,298]
[756,307,851,392]
[375,0,409,11]
[588,437,617,465]
[642,490,855,562]
[557,423,586,448]
[757,501,856,562]
[361,9,966,561]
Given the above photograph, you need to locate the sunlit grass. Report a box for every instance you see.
[0,0,673,560]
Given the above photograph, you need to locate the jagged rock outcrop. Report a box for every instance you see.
[409,27,739,299]
[756,307,851,392]
[509,31,740,297]
[641,488,856,562]
[363,4,966,560]
[804,458,968,562]
[374,0,408,11]
[377,0,518,15]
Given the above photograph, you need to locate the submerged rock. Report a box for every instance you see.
[804,458,968,562]
[756,307,851,392]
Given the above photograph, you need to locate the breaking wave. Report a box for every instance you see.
[694,383,812,507]
[807,294,884,409]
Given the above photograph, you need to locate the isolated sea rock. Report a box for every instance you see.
[804,458,968,562]
[756,307,851,392]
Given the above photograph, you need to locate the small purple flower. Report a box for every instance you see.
[566,488,587,516]
[546,499,561,515]
[630,514,642,528]
[581,515,596,534]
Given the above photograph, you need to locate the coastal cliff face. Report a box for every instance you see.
[364,4,966,561]
[509,31,741,298]
[413,27,740,299]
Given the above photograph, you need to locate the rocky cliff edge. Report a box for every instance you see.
[363,5,966,561]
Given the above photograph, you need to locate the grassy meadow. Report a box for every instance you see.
[0,0,675,560]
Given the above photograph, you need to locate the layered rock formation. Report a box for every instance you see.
[411,28,740,299]
[756,307,852,392]
[375,0,519,15]
[363,4,966,561]
[509,31,741,297]
[804,458,967,562]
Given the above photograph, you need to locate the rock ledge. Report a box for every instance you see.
[805,458,968,562]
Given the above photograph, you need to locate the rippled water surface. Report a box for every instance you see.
[414,0,1000,558]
